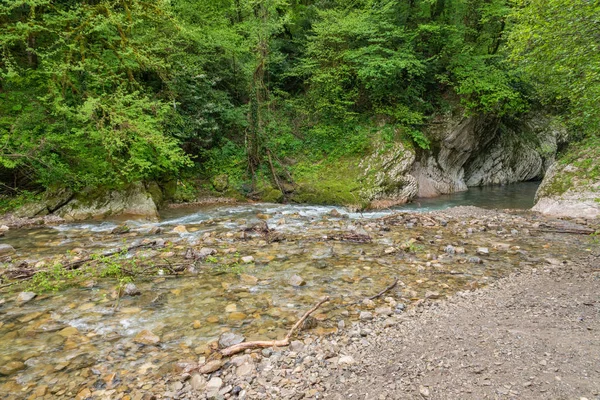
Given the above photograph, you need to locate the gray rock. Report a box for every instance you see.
[375,306,393,316]
[123,283,141,296]
[359,311,373,321]
[206,377,223,392]
[218,332,245,348]
[289,340,305,352]
[56,182,158,221]
[16,291,36,304]
[198,360,224,374]
[190,374,206,391]
[197,247,217,258]
[338,355,355,365]
[240,255,254,264]
[468,256,483,264]
[0,244,15,255]
[288,274,306,287]
[476,247,490,255]
[236,363,254,378]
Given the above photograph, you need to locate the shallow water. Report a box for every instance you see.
[3,181,577,399]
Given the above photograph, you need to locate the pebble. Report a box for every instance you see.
[359,311,373,321]
[134,330,160,345]
[199,360,224,374]
[241,255,254,263]
[0,243,15,255]
[218,332,245,348]
[190,374,206,391]
[123,283,141,296]
[0,361,25,376]
[338,356,355,366]
[476,247,490,255]
[206,377,223,392]
[172,225,188,234]
[289,274,306,287]
[16,291,36,304]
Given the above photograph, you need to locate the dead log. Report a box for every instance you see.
[219,296,330,357]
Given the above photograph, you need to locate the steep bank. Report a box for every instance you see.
[532,137,600,219]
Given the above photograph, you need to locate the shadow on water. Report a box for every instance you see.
[398,181,541,212]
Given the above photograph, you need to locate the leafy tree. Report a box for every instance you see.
[508,0,600,137]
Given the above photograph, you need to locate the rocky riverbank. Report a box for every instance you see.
[165,249,600,400]
[0,205,598,400]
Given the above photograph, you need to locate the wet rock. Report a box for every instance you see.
[240,274,259,285]
[172,225,188,234]
[123,283,141,296]
[256,213,270,220]
[0,361,25,376]
[111,224,130,234]
[329,209,342,218]
[58,326,79,337]
[16,291,36,304]
[199,360,224,374]
[198,247,217,258]
[192,320,202,329]
[468,256,483,264]
[218,332,245,348]
[445,245,456,254]
[0,244,15,255]
[134,330,160,345]
[148,226,162,235]
[289,274,306,287]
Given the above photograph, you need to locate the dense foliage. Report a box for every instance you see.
[0,0,596,196]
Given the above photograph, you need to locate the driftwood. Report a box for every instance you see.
[219,296,330,357]
[367,277,399,300]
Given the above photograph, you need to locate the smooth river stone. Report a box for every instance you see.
[134,330,160,345]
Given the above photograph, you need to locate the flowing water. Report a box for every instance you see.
[1,182,584,399]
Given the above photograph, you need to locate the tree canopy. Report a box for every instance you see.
[0,0,596,195]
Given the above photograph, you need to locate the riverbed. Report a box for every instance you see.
[2,182,593,399]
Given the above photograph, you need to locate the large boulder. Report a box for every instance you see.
[56,182,159,221]
[532,140,600,219]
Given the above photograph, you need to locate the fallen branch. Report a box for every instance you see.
[368,277,399,300]
[219,296,330,357]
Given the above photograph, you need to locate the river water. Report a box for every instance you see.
[3,181,579,399]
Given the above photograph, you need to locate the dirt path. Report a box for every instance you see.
[323,252,600,400]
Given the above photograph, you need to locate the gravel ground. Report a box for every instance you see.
[170,248,600,400]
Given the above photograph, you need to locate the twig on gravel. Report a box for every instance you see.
[368,277,399,300]
[219,297,330,357]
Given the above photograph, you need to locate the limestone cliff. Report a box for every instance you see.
[532,138,600,219]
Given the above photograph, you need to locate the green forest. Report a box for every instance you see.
[0,0,598,207]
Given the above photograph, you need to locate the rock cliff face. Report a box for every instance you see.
[532,139,600,219]
[413,113,565,198]
[359,141,417,209]
[340,112,566,209]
